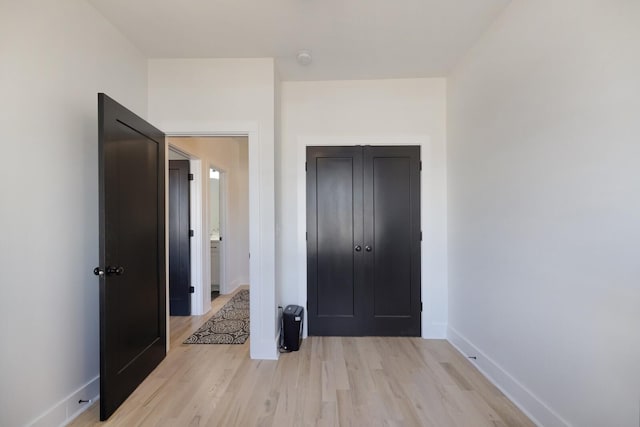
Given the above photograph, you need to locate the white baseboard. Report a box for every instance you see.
[447,327,570,427]
[27,376,99,427]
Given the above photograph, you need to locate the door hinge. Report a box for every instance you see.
[219,236,222,241]
[421,302,423,312]
[420,231,422,241]
[189,229,194,237]
[306,301,309,311]
[305,231,308,241]
[188,173,194,181]
[419,161,422,171]
[305,161,308,172]
[189,286,195,293]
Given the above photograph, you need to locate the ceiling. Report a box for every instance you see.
[88,0,510,81]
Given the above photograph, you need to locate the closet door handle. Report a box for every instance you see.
[354,245,362,252]
[365,245,372,252]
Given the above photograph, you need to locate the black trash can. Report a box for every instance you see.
[281,305,304,351]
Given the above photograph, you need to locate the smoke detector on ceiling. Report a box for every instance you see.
[296,50,312,66]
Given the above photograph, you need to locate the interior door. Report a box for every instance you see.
[169,159,191,315]
[364,146,421,336]
[96,93,166,420]
[306,146,364,335]
[307,145,421,336]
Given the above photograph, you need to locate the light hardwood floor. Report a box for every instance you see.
[70,288,534,426]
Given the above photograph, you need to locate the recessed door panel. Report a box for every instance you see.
[371,156,412,316]
[108,127,161,370]
[316,157,356,316]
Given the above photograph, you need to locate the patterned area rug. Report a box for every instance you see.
[184,290,249,344]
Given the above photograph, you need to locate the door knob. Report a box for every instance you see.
[365,245,372,252]
[106,266,125,276]
[93,267,104,277]
[354,245,362,252]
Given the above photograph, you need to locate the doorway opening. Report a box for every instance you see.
[167,136,250,321]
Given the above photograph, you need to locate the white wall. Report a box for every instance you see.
[0,1,148,426]
[279,78,448,337]
[148,59,277,359]
[169,137,249,299]
[447,1,640,426]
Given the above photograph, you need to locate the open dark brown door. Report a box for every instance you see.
[169,159,191,315]
[307,145,421,336]
[96,93,166,420]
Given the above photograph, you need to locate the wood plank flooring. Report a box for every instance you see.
[70,288,534,427]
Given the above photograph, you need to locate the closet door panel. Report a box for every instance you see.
[364,146,421,336]
[371,156,412,316]
[316,157,356,316]
[307,146,364,335]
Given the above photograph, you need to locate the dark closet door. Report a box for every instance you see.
[97,93,166,420]
[169,160,191,315]
[307,146,421,336]
[363,146,421,336]
[307,146,364,335]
